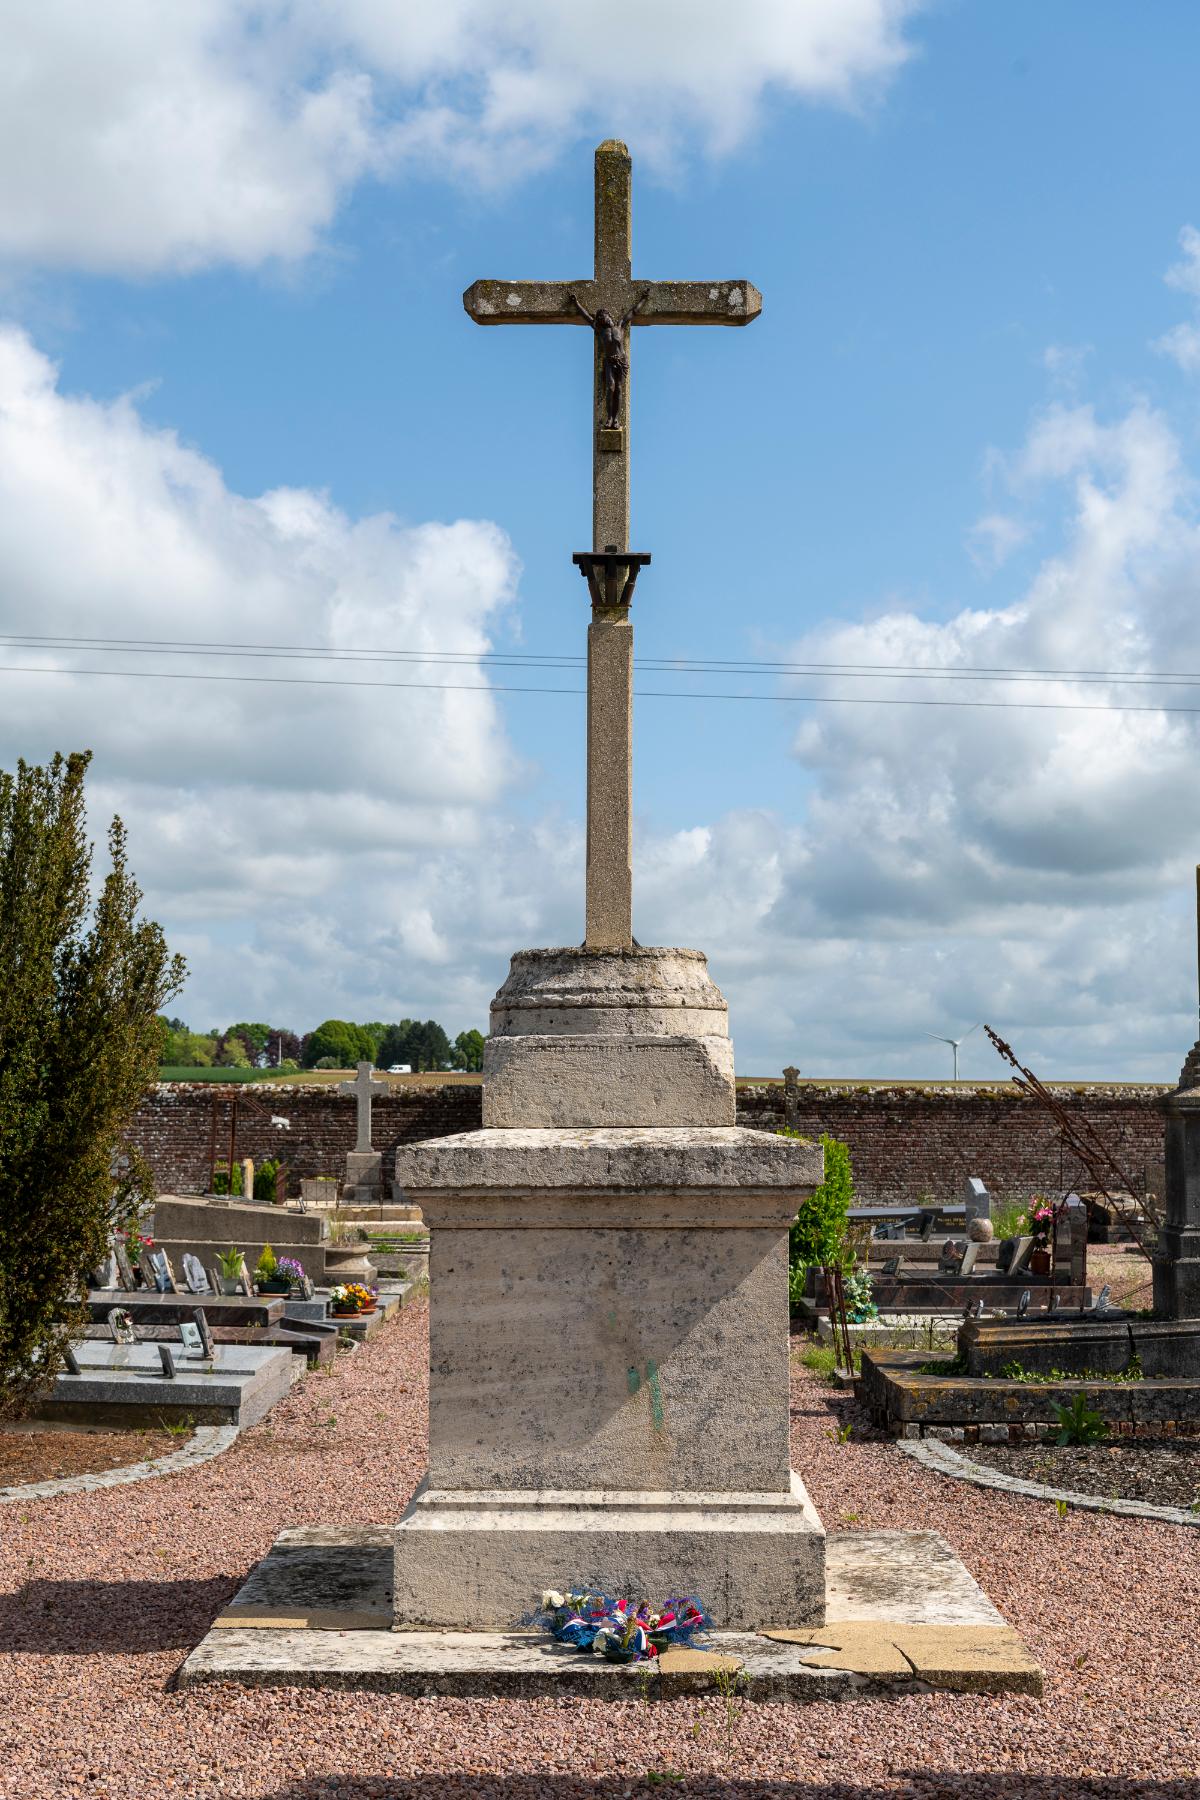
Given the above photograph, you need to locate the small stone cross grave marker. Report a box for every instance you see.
[339,1061,387,1155]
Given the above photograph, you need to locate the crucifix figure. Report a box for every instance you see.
[338,1060,387,1154]
[568,288,649,428]
[464,139,761,951]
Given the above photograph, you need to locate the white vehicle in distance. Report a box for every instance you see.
[386,1063,412,1074]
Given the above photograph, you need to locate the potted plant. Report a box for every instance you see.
[341,1281,377,1315]
[216,1245,247,1295]
[1028,1197,1056,1276]
[275,1255,306,1293]
[329,1283,364,1318]
[254,1244,291,1294]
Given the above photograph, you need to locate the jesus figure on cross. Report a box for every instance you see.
[568,287,650,429]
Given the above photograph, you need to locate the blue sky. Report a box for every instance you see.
[4,2,1200,1078]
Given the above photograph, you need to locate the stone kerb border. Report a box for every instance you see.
[0,1422,239,1505]
[898,1434,1200,1528]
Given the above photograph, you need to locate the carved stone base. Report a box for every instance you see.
[393,1475,825,1632]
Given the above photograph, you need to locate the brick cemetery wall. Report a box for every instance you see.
[736,1079,1168,1205]
[132,1076,1170,1205]
[132,1081,485,1195]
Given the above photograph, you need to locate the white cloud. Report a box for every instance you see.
[1154,225,1200,372]
[0,1,923,274]
[0,324,529,1031]
[966,512,1029,572]
[1,324,1196,1078]
[624,395,1200,1078]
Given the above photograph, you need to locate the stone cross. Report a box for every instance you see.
[338,1060,386,1154]
[464,139,761,950]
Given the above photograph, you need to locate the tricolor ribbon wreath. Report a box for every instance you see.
[538,1590,711,1662]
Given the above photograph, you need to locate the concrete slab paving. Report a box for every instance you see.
[216,1542,393,1630]
[824,1530,1003,1625]
[177,1525,1039,1698]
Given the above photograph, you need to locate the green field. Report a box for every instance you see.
[156,1065,288,1083]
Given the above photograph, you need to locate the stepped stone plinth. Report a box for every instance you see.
[482,946,735,1128]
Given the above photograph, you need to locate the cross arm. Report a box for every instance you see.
[463,280,593,325]
[463,277,762,327]
[629,280,762,326]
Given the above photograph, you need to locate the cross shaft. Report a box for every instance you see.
[463,140,761,949]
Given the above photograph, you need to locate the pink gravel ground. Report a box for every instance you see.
[2,1296,1199,1800]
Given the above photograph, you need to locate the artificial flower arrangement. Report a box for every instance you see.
[329,1282,376,1315]
[842,1265,878,1322]
[538,1590,710,1663]
[1028,1197,1057,1250]
[116,1226,154,1276]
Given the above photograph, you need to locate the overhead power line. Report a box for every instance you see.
[6,660,1200,715]
[5,628,1200,689]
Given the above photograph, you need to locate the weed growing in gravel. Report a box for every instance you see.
[645,1772,683,1788]
[825,1422,853,1446]
[1055,1499,1069,1519]
[711,1663,750,1755]
[800,1343,862,1381]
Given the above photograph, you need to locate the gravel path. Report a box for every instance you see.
[4,1300,1200,1799]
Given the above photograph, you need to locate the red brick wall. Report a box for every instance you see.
[132,1077,1169,1204]
[737,1080,1167,1204]
[132,1082,484,1195]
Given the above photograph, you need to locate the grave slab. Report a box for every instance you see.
[89,1291,285,1328]
[860,1346,1200,1437]
[39,1340,296,1427]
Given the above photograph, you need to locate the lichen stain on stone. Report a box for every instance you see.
[728,288,744,309]
[627,1365,641,1395]
[506,292,522,307]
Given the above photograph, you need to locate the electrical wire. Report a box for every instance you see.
[5,629,1200,688]
[4,660,1200,714]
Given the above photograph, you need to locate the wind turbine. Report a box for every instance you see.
[924,1022,982,1081]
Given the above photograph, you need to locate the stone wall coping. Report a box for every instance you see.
[149,1076,1173,1098]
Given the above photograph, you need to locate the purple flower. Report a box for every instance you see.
[276,1256,305,1279]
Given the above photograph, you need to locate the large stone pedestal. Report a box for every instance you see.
[392,1123,825,1630]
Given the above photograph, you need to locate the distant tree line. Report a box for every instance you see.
[157,1016,485,1074]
